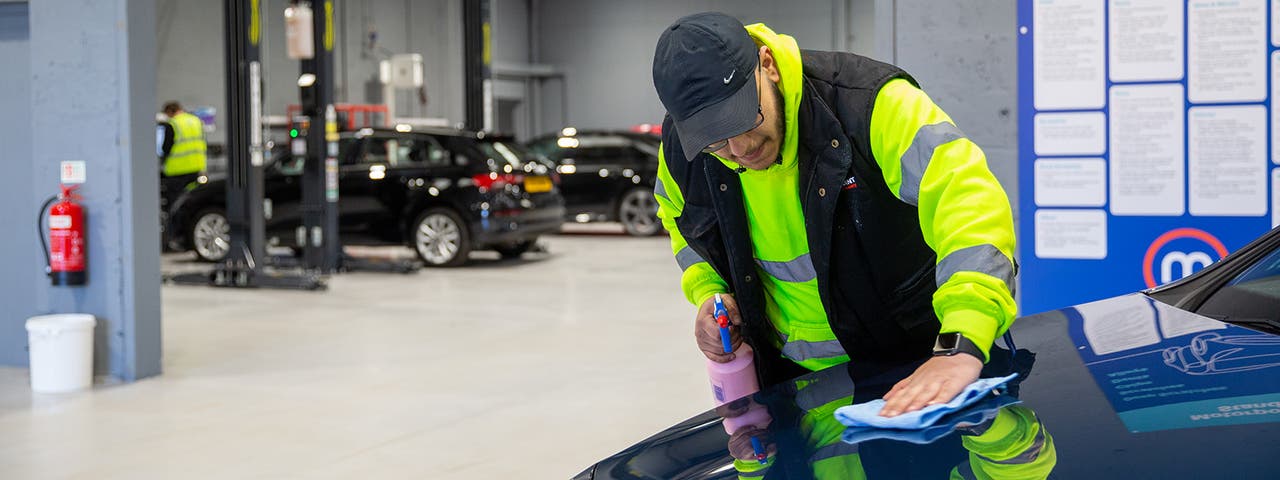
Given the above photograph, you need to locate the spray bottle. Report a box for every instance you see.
[705,293,761,406]
[705,294,768,465]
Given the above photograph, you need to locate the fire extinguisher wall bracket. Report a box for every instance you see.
[43,184,87,286]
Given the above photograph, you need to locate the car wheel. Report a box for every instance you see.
[618,187,663,236]
[190,208,231,262]
[495,239,536,259]
[412,208,470,267]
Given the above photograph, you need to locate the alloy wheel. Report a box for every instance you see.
[415,212,463,265]
[619,189,662,236]
[192,211,231,261]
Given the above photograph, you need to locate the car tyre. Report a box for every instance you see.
[190,208,231,262]
[618,187,663,236]
[495,239,536,259]
[412,207,470,267]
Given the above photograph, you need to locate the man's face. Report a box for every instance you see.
[710,62,784,170]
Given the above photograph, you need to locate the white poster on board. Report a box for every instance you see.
[1273,169,1280,228]
[1034,113,1106,156]
[1272,51,1280,165]
[1109,84,1185,216]
[1110,0,1183,82]
[1035,209,1107,259]
[1273,0,1280,46]
[1189,106,1267,216]
[1034,0,1105,110]
[1035,158,1106,207]
[1188,0,1267,103]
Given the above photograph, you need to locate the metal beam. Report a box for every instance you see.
[463,0,492,132]
[223,0,267,269]
[300,0,341,273]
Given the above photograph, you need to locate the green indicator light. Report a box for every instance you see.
[289,128,299,138]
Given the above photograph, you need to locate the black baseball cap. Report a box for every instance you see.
[652,12,759,162]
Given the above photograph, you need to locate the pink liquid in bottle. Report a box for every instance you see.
[706,344,760,406]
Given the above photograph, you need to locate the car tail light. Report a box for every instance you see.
[471,172,521,191]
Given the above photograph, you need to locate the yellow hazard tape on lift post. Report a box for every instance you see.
[249,0,260,45]
[324,1,334,51]
[482,23,491,65]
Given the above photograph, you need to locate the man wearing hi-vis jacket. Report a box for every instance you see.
[651,12,1018,418]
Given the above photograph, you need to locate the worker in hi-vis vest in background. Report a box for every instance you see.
[159,101,208,208]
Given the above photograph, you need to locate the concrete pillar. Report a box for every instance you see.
[17,0,162,381]
[0,2,35,367]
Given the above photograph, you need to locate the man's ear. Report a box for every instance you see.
[758,46,781,83]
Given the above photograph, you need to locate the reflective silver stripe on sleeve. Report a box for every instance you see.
[654,177,669,201]
[795,374,855,411]
[675,246,707,271]
[975,426,1047,465]
[898,121,965,205]
[966,418,996,436]
[936,244,1016,295]
[754,253,818,283]
[809,442,860,464]
[954,461,979,480]
[778,333,848,363]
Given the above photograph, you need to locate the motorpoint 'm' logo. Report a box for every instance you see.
[1142,228,1229,289]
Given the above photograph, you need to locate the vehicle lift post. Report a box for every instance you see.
[463,0,491,132]
[292,0,418,274]
[298,0,342,273]
[169,0,324,290]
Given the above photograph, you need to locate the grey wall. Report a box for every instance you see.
[0,2,35,367]
[0,0,163,380]
[526,0,846,137]
[517,0,1019,216]
[491,0,532,138]
[156,0,466,148]
[893,0,1019,218]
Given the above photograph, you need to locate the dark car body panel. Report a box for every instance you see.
[167,127,565,256]
[579,227,1280,479]
[526,131,659,223]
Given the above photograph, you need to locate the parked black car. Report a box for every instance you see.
[575,226,1280,479]
[166,127,565,267]
[525,129,663,236]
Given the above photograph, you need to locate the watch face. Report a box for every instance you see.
[936,333,960,350]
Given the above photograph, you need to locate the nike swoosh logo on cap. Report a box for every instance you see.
[723,69,735,84]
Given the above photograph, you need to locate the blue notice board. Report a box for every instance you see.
[1017,0,1279,314]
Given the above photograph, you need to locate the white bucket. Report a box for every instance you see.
[25,314,96,393]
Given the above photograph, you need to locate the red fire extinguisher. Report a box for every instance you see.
[40,184,87,286]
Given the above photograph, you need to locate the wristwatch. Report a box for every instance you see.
[933,332,984,360]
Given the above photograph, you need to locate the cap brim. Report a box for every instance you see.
[672,76,760,162]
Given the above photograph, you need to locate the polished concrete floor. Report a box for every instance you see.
[0,226,711,479]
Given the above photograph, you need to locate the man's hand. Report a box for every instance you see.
[727,426,775,462]
[696,293,743,363]
[879,354,983,417]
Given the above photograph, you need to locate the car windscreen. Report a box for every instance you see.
[1197,245,1280,329]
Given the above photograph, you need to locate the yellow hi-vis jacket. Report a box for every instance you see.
[655,24,1017,373]
[165,111,208,177]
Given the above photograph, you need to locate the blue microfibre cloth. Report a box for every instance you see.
[833,373,1019,429]
[840,394,1021,445]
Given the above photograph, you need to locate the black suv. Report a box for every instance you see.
[166,127,565,267]
[526,129,663,236]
